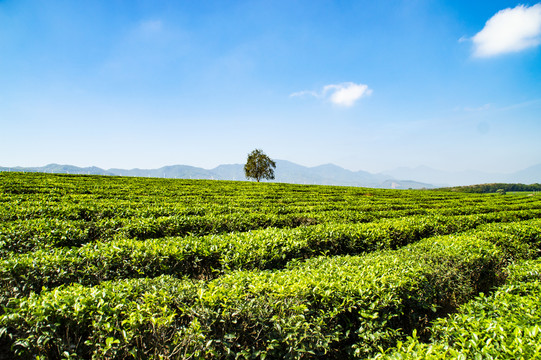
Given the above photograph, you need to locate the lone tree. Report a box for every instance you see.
[244,149,276,182]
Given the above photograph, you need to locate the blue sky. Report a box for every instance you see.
[1,0,540,173]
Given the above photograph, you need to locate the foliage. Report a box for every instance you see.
[444,182,541,193]
[244,148,276,182]
[1,172,541,358]
[374,260,541,359]
[0,231,510,359]
[2,215,540,303]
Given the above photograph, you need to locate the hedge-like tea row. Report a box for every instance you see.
[0,205,488,257]
[0,230,508,359]
[474,220,541,260]
[2,173,541,359]
[6,204,539,257]
[374,259,541,359]
[0,218,119,256]
[0,212,331,256]
[2,191,538,223]
[3,214,539,303]
[2,173,538,224]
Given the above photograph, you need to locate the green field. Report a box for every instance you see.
[1,172,540,359]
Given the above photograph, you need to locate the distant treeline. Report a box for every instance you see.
[443,183,541,193]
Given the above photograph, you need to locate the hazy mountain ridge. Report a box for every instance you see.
[1,161,539,188]
[382,163,541,186]
[0,161,430,189]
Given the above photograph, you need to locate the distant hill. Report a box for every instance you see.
[0,161,434,189]
[107,165,214,179]
[506,163,541,184]
[0,164,117,176]
[382,163,541,187]
[4,161,538,188]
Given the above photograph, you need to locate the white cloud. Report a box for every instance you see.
[324,83,372,107]
[472,4,541,57]
[291,82,372,107]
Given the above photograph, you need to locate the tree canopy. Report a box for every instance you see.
[244,149,276,182]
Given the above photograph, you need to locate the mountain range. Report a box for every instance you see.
[1,161,540,189]
[381,163,541,187]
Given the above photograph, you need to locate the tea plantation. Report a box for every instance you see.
[1,172,540,359]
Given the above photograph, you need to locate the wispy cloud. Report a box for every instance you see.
[290,90,319,98]
[463,104,491,112]
[291,82,372,107]
[471,4,541,57]
[454,99,541,113]
[497,98,541,111]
